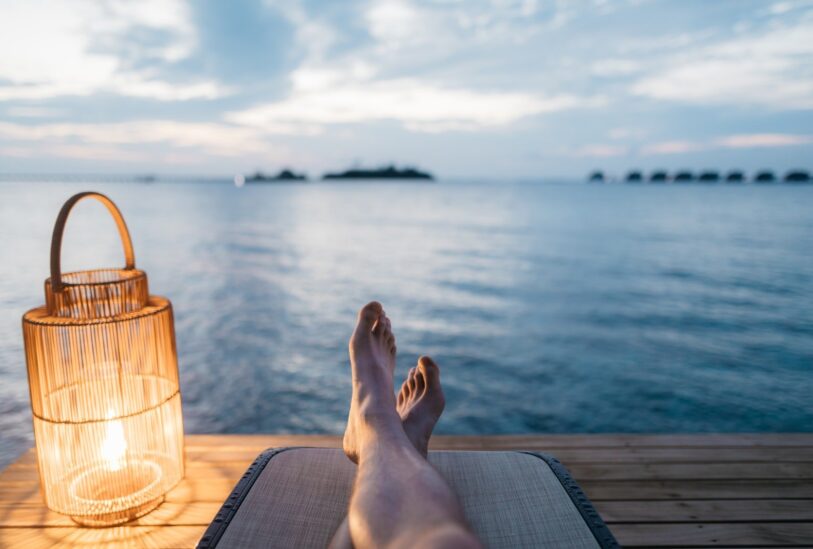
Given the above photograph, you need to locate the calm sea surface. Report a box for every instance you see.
[1,180,812,466]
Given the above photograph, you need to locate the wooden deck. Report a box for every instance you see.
[1,434,812,547]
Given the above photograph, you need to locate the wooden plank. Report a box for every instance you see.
[183,433,813,449]
[179,445,813,464]
[9,434,813,468]
[612,522,813,547]
[581,479,813,500]
[0,501,220,528]
[14,460,811,487]
[551,446,813,464]
[0,526,206,549]
[595,499,813,523]
[0,473,238,506]
[565,462,813,481]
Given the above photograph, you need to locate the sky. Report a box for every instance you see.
[0,0,812,178]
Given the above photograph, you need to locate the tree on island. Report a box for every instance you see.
[725,171,745,182]
[784,170,811,183]
[698,170,720,182]
[649,170,668,183]
[322,165,433,180]
[246,168,307,182]
[625,170,643,182]
[673,171,694,182]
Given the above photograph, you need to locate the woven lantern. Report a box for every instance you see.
[22,192,184,526]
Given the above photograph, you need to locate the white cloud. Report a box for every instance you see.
[714,133,813,148]
[641,140,703,155]
[5,106,66,118]
[0,0,226,101]
[641,134,813,155]
[228,65,601,133]
[591,58,642,77]
[608,127,648,140]
[0,121,275,157]
[569,144,629,157]
[632,20,813,109]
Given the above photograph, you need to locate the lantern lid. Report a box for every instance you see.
[43,192,149,320]
[45,268,149,319]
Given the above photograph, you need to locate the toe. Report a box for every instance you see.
[415,370,426,393]
[401,377,412,398]
[418,356,440,384]
[407,368,417,392]
[357,302,383,332]
[373,312,389,338]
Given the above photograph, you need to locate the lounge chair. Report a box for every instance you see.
[198,448,618,548]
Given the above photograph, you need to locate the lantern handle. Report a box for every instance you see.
[50,192,136,292]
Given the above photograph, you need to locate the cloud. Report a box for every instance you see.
[591,58,642,77]
[5,106,66,118]
[641,140,704,155]
[608,127,648,140]
[227,65,602,133]
[569,144,629,157]
[714,133,813,148]
[0,0,227,101]
[0,120,274,157]
[641,134,813,155]
[632,19,813,109]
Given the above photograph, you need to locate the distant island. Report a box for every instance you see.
[323,165,433,180]
[244,169,307,183]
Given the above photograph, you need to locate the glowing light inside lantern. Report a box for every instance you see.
[101,410,127,472]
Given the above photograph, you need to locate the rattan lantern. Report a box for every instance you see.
[21,192,184,526]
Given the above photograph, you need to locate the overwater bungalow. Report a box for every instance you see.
[784,170,811,183]
[698,170,720,182]
[625,170,643,182]
[673,170,694,182]
[755,170,776,183]
[725,170,745,182]
[649,170,668,183]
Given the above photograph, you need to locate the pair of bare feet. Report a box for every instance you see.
[331,302,481,549]
[343,301,446,463]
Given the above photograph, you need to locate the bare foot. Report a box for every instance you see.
[397,356,445,458]
[343,302,402,464]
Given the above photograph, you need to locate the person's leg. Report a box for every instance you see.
[339,302,481,549]
[329,348,446,549]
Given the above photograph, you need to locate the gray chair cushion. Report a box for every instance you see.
[198,448,617,548]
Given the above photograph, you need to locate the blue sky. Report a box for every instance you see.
[1,0,812,178]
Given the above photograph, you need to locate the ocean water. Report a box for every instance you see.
[1,180,812,467]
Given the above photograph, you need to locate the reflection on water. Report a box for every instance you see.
[1,180,812,466]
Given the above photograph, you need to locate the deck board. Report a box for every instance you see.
[1,433,811,548]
